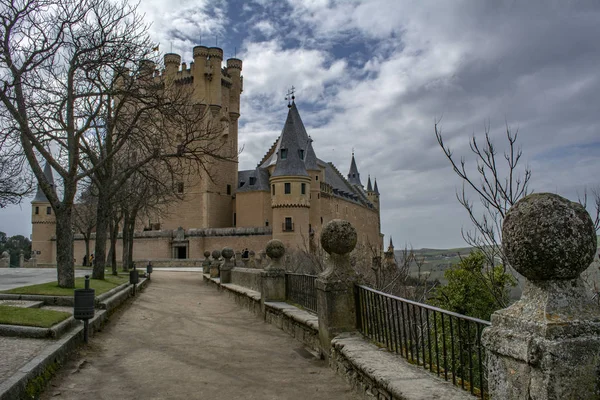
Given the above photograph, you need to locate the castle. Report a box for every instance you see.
[31,46,383,265]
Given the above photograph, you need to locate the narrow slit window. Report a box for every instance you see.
[284,183,291,194]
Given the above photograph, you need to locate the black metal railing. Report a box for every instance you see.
[355,285,490,398]
[285,273,317,314]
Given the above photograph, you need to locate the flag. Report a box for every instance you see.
[152,44,159,52]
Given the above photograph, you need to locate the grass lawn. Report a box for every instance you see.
[1,275,128,296]
[0,305,71,328]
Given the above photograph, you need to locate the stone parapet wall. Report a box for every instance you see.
[203,275,319,352]
[231,268,262,292]
[330,334,470,400]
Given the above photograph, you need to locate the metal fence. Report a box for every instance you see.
[285,273,318,314]
[355,285,491,398]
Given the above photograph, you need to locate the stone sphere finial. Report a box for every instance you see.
[203,250,210,258]
[221,247,234,260]
[266,240,285,261]
[321,219,357,255]
[211,249,221,260]
[502,193,597,281]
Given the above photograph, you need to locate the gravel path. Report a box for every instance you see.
[41,271,358,400]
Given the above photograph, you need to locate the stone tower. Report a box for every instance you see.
[158,47,243,230]
[270,102,312,249]
[31,163,56,265]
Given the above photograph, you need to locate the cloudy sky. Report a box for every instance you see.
[2,0,600,249]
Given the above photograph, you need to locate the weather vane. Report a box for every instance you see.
[285,86,296,107]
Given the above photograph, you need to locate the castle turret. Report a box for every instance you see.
[163,53,181,77]
[270,102,312,249]
[226,58,243,115]
[207,47,223,115]
[31,163,56,265]
[192,46,209,102]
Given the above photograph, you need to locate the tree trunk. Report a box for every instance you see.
[84,236,90,267]
[92,188,110,279]
[55,208,75,288]
[127,218,135,269]
[121,210,130,272]
[109,216,119,275]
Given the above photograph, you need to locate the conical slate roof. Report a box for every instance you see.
[32,162,55,203]
[367,175,373,192]
[373,178,380,195]
[304,137,319,171]
[272,102,309,177]
[347,153,362,186]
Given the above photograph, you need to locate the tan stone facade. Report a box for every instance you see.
[31,46,383,265]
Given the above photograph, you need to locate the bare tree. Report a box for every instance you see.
[578,186,600,233]
[72,182,97,266]
[0,0,162,286]
[0,144,33,207]
[79,65,232,279]
[435,121,531,308]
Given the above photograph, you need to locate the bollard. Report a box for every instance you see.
[74,275,95,343]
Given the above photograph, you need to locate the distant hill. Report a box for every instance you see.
[393,246,474,284]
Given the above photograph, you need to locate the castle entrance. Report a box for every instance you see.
[171,242,188,259]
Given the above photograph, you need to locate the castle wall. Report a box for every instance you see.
[71,229,272,265]
[319,194,381,249]
[236,191,271,228]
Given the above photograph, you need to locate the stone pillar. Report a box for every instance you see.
[18,251,24,268]
[259,250,267,268]
[220,248,234,284]
[209,249,221,279]
[234,250,244,268]
[260,240,286,310]
[482,193,599,400]
[201,251,211,275]
[316,219,359,358]
[0,251,9,268]
[246,250,257,269]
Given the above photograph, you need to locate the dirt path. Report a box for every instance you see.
[41,272,358,400]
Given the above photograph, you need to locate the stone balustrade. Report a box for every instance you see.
[201,200,600,399]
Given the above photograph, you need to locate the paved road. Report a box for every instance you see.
[41,272,359,400]
[0,268,88,291]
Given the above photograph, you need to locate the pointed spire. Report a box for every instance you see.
[389,236,394,249]
[32,162,55,203]
[347,152,362,186]
[272,103,309,177]
[304,136,319,171]
[373,178,380,195]
[367,175,373,192]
